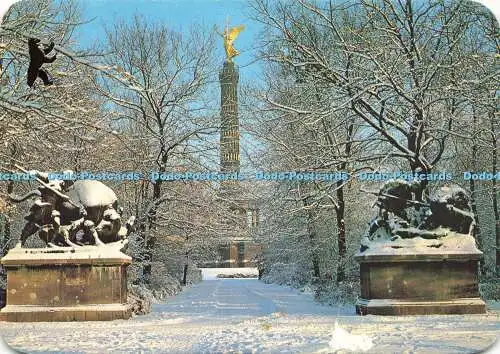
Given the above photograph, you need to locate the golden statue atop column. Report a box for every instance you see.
[217,21,244,62]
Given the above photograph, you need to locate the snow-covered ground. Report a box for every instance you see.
[0,279,498,353]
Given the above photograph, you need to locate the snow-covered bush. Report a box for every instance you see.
[479,278,500,301]
[186,265,202,284]
[314,278,360,305]
[142,261,182,300]
[261,262,312,289]
[128,284,152,316]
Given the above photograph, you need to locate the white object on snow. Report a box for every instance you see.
[201,267,258,280]
[328,320,374,352]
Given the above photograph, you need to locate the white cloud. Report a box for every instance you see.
[475,1,500,21]
[0,0,19,24]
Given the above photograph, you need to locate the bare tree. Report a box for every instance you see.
[249,0,498,287]
[251,0,495,198]
[95,16,219,278]
[0,0,110,250]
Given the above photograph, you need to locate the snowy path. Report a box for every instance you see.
[0,278,498,353]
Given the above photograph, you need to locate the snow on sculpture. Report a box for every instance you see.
[360,179,479,255]
[9,170,134,249]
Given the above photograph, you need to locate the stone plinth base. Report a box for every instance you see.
[0,244,132,322]
[0,304,131,322]
[355,251,486,315]
[356,298,486,316]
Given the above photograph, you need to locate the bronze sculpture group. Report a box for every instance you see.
[361,179,476,251]
[9,170,134,249]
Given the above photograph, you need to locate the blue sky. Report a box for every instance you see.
[76,0,263,79]
[74,0,267,169]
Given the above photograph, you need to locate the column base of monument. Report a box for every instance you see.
[0,244,132,322]
[355,252,486,316]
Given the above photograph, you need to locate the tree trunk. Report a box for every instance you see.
[470,108,484,274]
[334,115,353,283]
[491,116,499,276]
[336,182,346,282]
[143,170,163,277]
[182,263,188,286]
[2,148,15,253]
[1,181,13,255]
[307,211,321,279]
[304,198,320,279]
[142,219,152,277]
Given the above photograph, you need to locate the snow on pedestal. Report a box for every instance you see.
[358,230,481,257]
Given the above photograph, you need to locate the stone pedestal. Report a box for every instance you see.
[0,245,132,322]
[355,251,486,315]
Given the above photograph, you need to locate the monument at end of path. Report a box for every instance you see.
[212,22,262,268]
[356,180,486,315]
[0,170,135,321]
